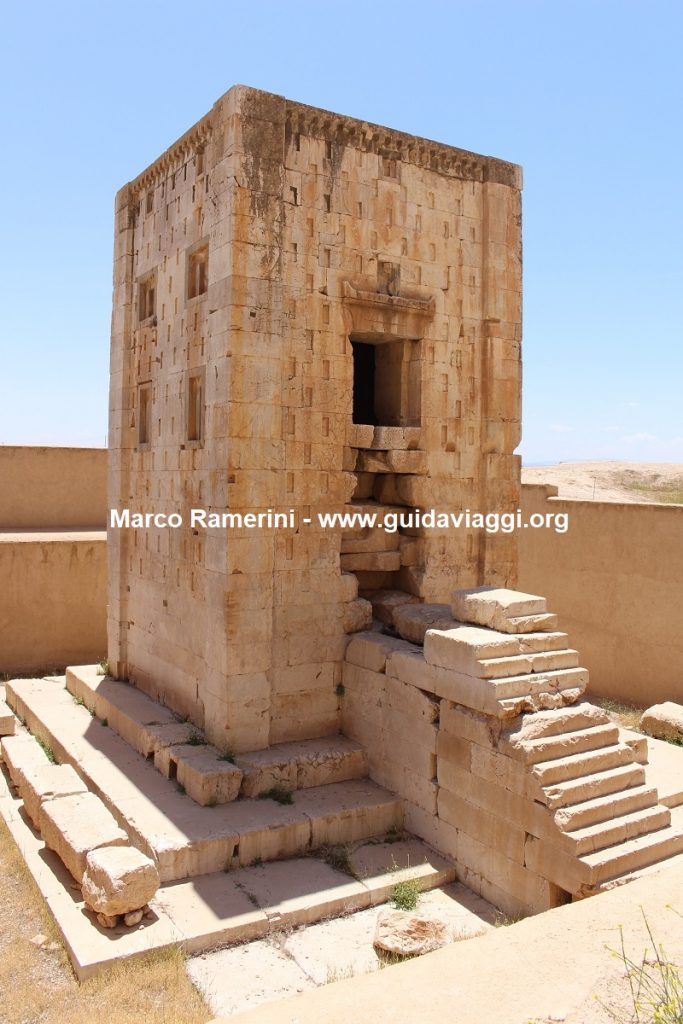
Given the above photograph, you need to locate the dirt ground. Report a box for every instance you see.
[0,817,209,1024]
[522,460,683,504]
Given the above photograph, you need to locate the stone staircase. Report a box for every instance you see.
[66,665,368,804]
[341,586,683,912]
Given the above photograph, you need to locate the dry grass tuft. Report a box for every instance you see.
[592,696,644,731]
[0,817,209,1024]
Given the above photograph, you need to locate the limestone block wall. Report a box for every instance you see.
[341,588,683,918]
[108,86,522,754]
[342,629,571,917]
[0,531,107,672]
[519,484,683,706]
[0,447,107,529]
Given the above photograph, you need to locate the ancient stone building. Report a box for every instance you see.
[108,85,523,754]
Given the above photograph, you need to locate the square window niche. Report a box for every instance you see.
[351,335,421,427]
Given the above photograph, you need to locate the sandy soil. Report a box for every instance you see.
[522,460,683,503]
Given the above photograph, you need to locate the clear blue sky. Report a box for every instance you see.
[1,1,681,464]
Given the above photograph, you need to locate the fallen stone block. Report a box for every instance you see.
[82,846,160,917]
[640,702,683,742]
[39,792,129,882]
[373,908,451,956]
[345,631,419,674]
[451,587,546,628]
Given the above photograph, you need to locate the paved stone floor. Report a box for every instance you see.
[188,882,496,1019]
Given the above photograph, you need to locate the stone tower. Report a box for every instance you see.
[108,86,522,754]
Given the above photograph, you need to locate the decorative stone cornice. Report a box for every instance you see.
[127,116,214,198]
[286,102,521,189]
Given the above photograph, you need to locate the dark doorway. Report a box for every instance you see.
[352,340,376,425]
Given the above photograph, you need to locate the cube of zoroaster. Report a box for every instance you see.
[38,792,128,882]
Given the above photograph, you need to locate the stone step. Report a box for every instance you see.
[234,736,369,797]
[561,805,671,856]
[65,665,192,758]
[579,827,683,885]
[507,702,611,741]
[151,837,455,954]
[553,784,660,832]
[477,649,580,679]
[531,743,636,786]
[65,667,368,804]
[451,587,547,629]
[4,677,403,883]
[499,613,559,634]
[503,723,621,765]
[540,763,647,810]
[487,667,589,702]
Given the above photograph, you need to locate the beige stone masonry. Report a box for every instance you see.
[39,792,129,883]
[0,698,15,736]
[341,588,683,914]
[235,735,368,797]
[392,604,454,644]
[17,763,88,828]
[154,744,243,805]
[1,730,51,786]
[451,587,546,627]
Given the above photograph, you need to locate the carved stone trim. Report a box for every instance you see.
[342,281,435,317]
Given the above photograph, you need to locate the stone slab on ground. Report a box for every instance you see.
[373,907,451,955]
[188,939,316,1020]
[190,879,495,1015]
[207,856,683,1024]
[349,838,456,905]
[642,735,683,807]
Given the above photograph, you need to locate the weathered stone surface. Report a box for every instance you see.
[39,792,128,882]
[154,744,243,805]
[17,762,88,828]
[0,698,15,737]
[82,845,160,917]
[341,598,373,634]
[108,85,523,755]
[641,702,683,742]
[392,604,453,644]
[373,908,451,956]
[451,587,547,629]
[1,732,50,787]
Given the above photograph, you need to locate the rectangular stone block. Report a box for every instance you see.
[451,586,546,628]
[39,792,129,882]
[18,763,88,828]
[423,625,521,673]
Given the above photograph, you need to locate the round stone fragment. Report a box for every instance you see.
[373,908,452,957]
[96,912,119,929]
[123,909,144,928]
[82,846,160,917]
